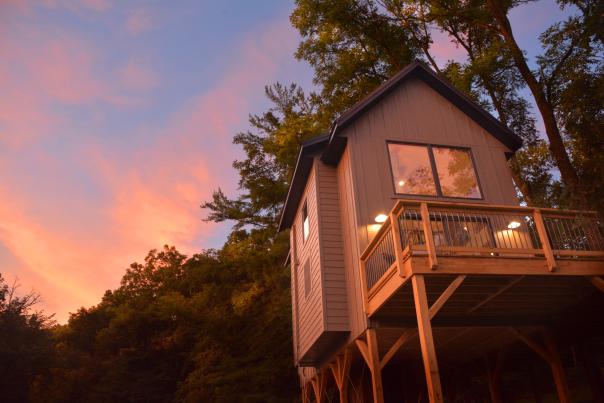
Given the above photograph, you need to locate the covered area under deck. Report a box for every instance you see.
[302,200,604,403]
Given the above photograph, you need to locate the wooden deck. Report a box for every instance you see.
[346,200,604,403]
[361,200,604,318]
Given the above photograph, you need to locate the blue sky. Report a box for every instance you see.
[0,0,573,322]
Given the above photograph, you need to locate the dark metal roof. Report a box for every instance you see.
[278,61,523,231]
[277,134,329,231]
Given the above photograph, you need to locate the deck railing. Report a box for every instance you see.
[360,200,604,298]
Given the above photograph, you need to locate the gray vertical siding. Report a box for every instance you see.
[316,161,349,331]
[336,147,368,341]
[345,77,519,252]
[292,165,324,358]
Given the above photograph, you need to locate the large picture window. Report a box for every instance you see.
[388,142,482,199]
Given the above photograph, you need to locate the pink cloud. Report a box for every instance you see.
[126,8,153,35]
[0,16,300,322]
[41,0,111,12]
[119,59,158,90]
[429,28,467,66]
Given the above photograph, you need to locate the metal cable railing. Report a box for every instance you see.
[543,213,604,253]
[360,200,604,304]
[364,227,396,290]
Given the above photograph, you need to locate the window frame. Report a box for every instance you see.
[303,259,312,299]
[386,140,484,200]
[302,200,310,243]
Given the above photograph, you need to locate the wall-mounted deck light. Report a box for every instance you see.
[374,214,388,223]
[398,180,405,187]
[507,221,521,229]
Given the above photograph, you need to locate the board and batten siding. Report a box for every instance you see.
[292,164,324,358]
[292,158,350,362]
[343,76,519,252]
[315,161,349,332]
[336,147,367,341]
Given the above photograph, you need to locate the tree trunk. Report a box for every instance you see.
[485,0,582,204]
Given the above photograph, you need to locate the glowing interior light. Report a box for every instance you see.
[398,180,405,187]
[374,214,388,223]
[507,221,521,229]
[490,252,495,256]
[463,226,468,231]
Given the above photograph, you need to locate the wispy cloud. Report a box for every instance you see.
[0,9,300,322]
[126,8,153,35]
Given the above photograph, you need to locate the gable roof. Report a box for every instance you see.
[278,61,523,231]
[321,61,522,164]
[277,134,329,232]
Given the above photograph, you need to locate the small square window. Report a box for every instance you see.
[303,260,311,298]
[302,201,310,242]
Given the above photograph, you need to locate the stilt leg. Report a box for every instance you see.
[411,275,444,403]
[543,332,571,403]
[366,329,385,403]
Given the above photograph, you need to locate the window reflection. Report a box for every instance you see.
[387,142,482,199]
[388,143,437,195]
[433,147,481,198]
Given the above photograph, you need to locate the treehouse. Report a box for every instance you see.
[278,62,604,403]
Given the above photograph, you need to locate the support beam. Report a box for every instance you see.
[380,329,416,370]
[589,276,604,293]
[509,328,552,363]
[310,370,328,403]
[485,350,506,403]
[420,203,438,269]
[543,332,571,403]
[366,329,385,403]
[510,328,571,403]
[329,347,352,403]
[412,275,444,403]
[429,275,466,319]
[468,276,524,314]
[577,342,604,403]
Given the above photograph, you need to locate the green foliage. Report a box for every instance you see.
[202,83,326,231]
[0,274,55,403]
[30,242,296,403]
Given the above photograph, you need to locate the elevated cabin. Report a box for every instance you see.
[279,62,604,403]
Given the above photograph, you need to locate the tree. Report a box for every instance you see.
[290,0,603,209]
[0,274,54,403]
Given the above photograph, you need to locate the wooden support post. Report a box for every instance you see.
[588,276,604,293]
[577,342,604,403]
[310,370,328,403]
[511,328,571,403]
[533,209,557,271]
[412,275,444,403]
[543,332,572,403]
[390,211,406,277]
[420,203,438,269]
[360,258,369,314]
[484,350,506,403]
[366,329,385,403]
[301,382,310,403]
[329,347,352,403]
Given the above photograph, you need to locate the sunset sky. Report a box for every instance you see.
[0,0,571,322]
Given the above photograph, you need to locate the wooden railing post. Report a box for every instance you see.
[360,258,369,314]
[420,203,438,270]
[390,209,406,277]
[533,209,557,272]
